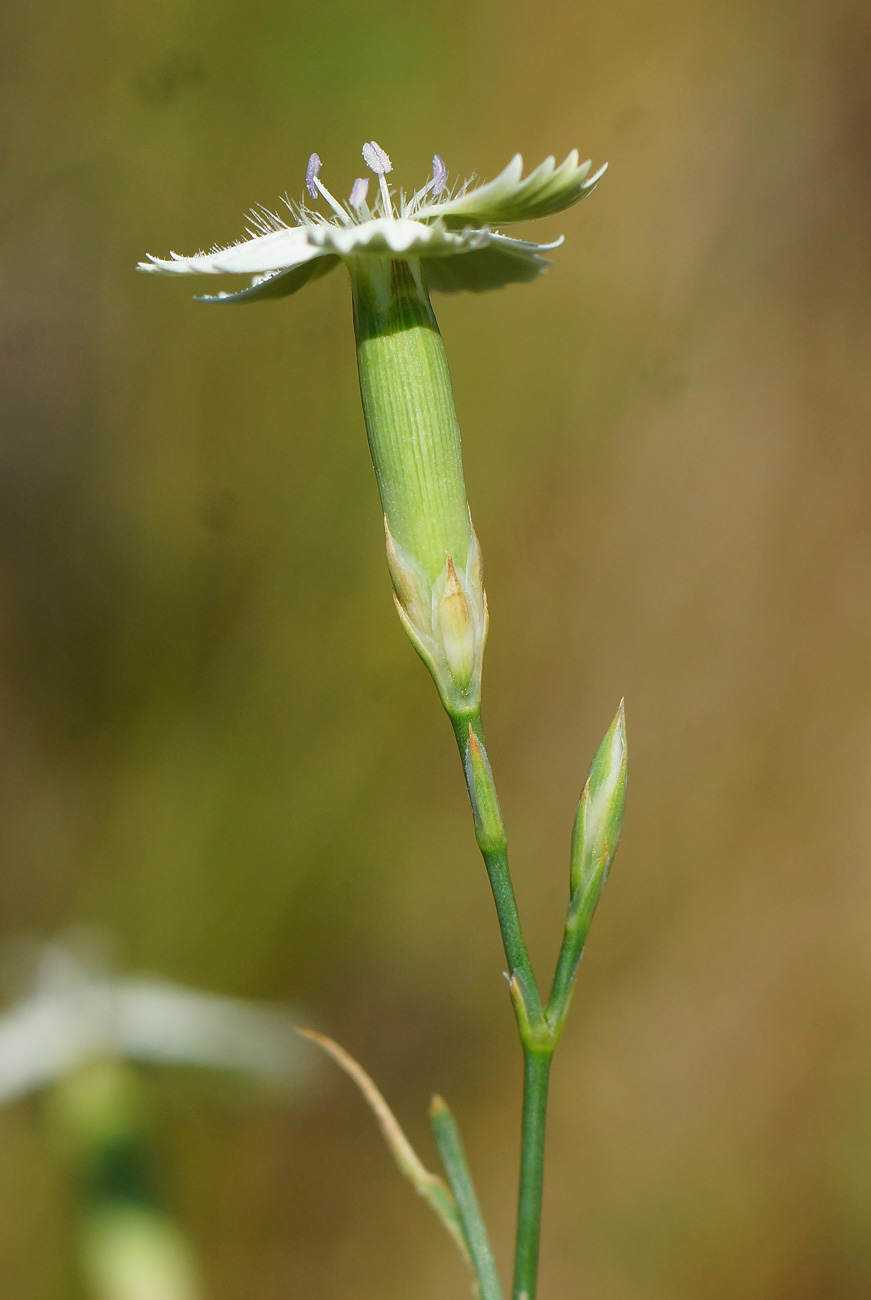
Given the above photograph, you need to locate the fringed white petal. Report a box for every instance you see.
[138,223,315,276]
[196,255,340,305]
[138,218,492,286]
[418,152,606,228]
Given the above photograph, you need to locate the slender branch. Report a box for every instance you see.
[547,930,581,1023]
[546,855,611,1027]
[512,1051,553,1300]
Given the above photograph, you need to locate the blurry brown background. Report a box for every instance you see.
[2,0,871,1295]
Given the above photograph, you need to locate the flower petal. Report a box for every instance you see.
[138,223,316,276]
[423,234,562,294]
[418,152,606,229]
[195,255,341,304]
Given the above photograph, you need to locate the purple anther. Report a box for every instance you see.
[305,153,322,199]
[362,141,392,175]
[432,154,447,195]
[349,177,369,209]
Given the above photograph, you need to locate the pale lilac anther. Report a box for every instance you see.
[349,177,369,209]
[305,153,322,199]
[362,141,392,175]
[432,154,447,195]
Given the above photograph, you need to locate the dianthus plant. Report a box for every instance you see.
[141,139,626,1300]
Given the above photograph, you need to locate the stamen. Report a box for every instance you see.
[305,153,321,199]
[349,177,369,209]
[305,153,352,224]
[362,140,394,217]
[362,141,392,174]
[432,154,447,195]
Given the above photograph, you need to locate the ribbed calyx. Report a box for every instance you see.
[351,258,488,717]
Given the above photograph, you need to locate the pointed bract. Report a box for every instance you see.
[384,522,488,717]
[464,727,505,856]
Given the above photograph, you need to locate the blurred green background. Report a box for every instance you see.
[2,0,871,1294]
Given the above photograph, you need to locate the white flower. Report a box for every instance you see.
[138,142,606,303]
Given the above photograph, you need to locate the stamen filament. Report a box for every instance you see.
[314,178,353,224]
[378,173,393,218]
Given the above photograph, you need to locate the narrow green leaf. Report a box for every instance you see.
[428,1096,504,1300]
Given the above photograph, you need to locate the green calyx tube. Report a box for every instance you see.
[351,257,488,718]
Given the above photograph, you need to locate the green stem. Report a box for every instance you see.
[513,1051,553,1300]
[450,712,542,1021]
[547,929,580,1027]
[448,707,558,1300]
[546,862,607,1028]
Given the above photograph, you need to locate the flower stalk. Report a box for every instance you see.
[47,1061,202,1300]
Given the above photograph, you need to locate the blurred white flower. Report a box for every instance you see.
[0,941,308,1103]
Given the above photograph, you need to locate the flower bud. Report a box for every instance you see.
[570,702,627,900]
